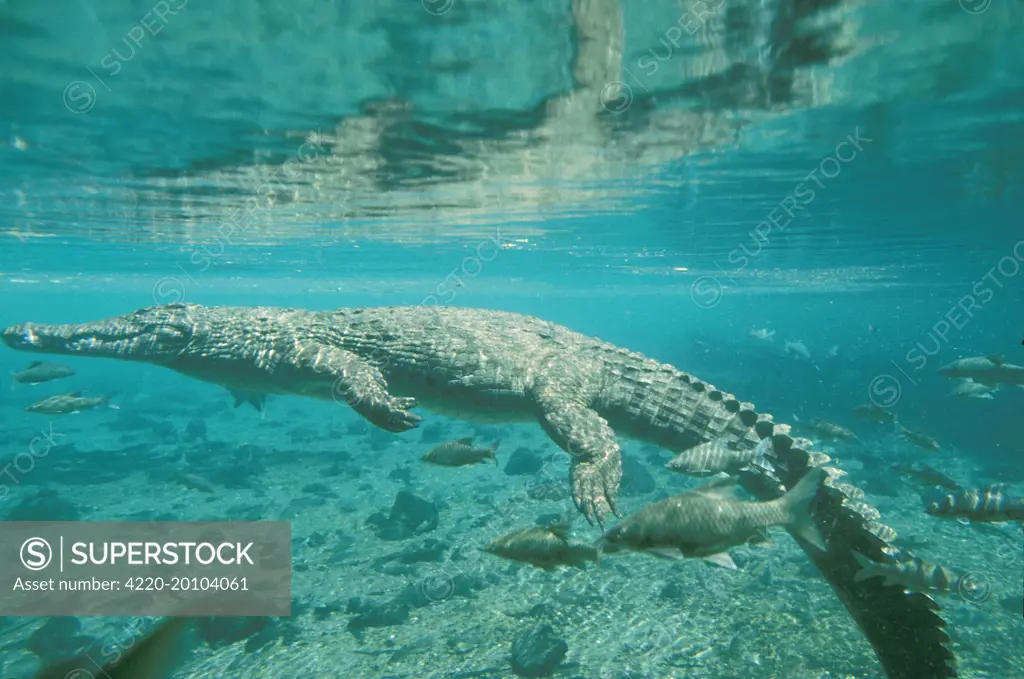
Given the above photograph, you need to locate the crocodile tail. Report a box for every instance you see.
[634,366,958,679]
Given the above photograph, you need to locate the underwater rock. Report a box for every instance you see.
[4,489,80,522]
[419,421,449,444]
[366,491,440,540]
[346,597,410,630]
[619,455,656,497]
[388,466,414,484]
[301,482,333,496]
[373,538,450,570]
[208,461,264,489]
[392,491,439,531]
[26,617,92,662]
[657,581,686,601]
[510,623,568,677]
[150,420,178,444]
[505,447,544,476]
[184,418,208,443]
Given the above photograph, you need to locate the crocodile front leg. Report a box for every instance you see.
[532,380,622,527]
[285,344,423,433]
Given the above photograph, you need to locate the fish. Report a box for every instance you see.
[803,418,858,442]
[852,552,964,594]
[926,484,1024,523]
[665,436,775,477]
[895,421,941,452]
[938,353,1024,387]
[890,463,962,491]
[25,391,117,414]
[597,467,828,570]
[784,340,811,360]
[825,345,839,358]
[852,403,895,424]
[227,387,268,412]
[31,617,191,679]
[171,472,217,493]
[12,360,75,384]
[484,523,599,570]
[422,437,500,467]
[949,379,997,400]
[747,328,775,342]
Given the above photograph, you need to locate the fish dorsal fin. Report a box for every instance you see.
[68,391,83,397]
[456,437,474,445]
[693,476,742,498]
[544,522,572,540]
[988,353,1006,365]
[27,361,42,368]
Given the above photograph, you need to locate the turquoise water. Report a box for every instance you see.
[1,0,1023,677]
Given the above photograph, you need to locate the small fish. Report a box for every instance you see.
[598,467,828,570]
[949,379,997,400]
[784,340,811,360]
[171,472,216,493]
[926,484,1024,523]
[747,328,775,342]
[13,360,75,384]
[938,353,1024,387]
[852,403,895,424]
[826,345,839,359]
[485,523,599,570]
[32,617,191,679]
[666,436,775,477]
[227,387,268,412]
[422,437,500,467]
[25,391,117,414]
[804,419,858,442]
[852,551,964,594]
[895,421,941,452]
[890,463,962,491]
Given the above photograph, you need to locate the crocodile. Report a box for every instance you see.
[1,303,957,679]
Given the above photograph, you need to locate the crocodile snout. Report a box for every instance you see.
[1,323,39,349]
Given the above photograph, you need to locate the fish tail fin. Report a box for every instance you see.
[103,392,120,409]
[781,467,828,551]
[853,551,877,582]
[490,440,501,465]
[745,438,775,474]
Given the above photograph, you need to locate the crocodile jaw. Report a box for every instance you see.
[2,307,191,363]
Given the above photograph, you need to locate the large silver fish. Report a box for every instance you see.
[938,353,1024,387]
[12,360,75,384]
[25,391,117,414]
[598,467,827,570]
[853,552,964,594]
[926,484,1024,523]
[485,523,599,570]
[422,437,499,467]
[665,436,774,477]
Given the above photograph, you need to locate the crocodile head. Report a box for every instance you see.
[2,303,196,363]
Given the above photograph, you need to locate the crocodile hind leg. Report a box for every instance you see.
[286,343,422,433]
[531,383,623,527]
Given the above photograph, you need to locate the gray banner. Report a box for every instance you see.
[1,522,290,616]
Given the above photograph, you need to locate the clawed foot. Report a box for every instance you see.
[370,396,422,433]
[571,461,622,528]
